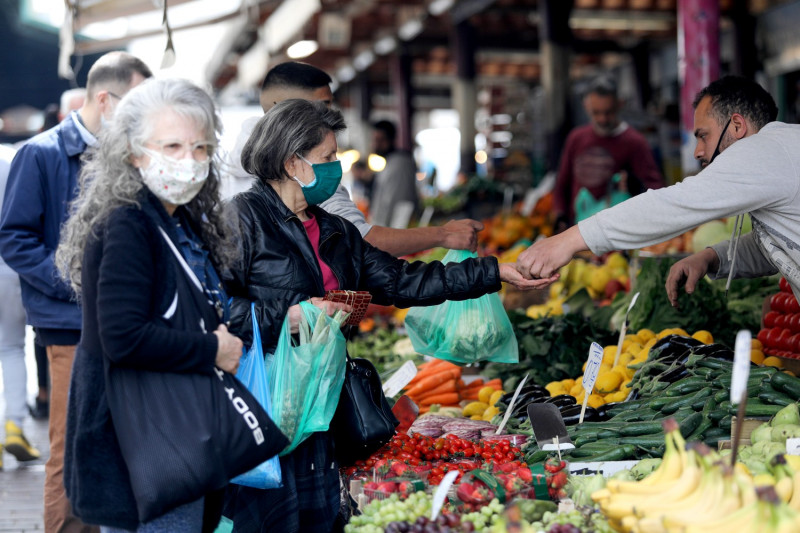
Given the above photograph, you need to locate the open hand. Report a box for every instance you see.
[499,263,560,290]
[517,226,587,280]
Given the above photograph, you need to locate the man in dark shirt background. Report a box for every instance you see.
[553,76,665,231]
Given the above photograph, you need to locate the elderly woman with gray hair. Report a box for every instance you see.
[223,98,553,532]
[55,78,246,532]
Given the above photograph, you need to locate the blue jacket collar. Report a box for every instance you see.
[60,113,90,158]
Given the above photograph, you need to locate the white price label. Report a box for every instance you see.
[382,361,418,398]
[430,470,459,520]
[613,292,640,367]
[731,330,752,404]
[786,438,800,456]
[582,342,604,393]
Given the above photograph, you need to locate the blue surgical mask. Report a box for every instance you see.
[292,154,342,205]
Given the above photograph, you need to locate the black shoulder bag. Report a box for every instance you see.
[105,226,288,523]
[330,354,399,466]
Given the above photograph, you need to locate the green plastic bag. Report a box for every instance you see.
[268,301,348,455]
[404,249,518,365]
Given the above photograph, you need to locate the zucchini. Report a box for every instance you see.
[647,395,674,411]
[709,409,727,423]
[573,434,600,448]
[702,426,730,443]
[713,389,729,403]
[678,412,704,439]
[688,415,714,441]
[770,371,800,400]
[579,444,637,462]
[618,421,665,437]
[662,388,711,415]
[719,415,732,430]
[605,399,651,413]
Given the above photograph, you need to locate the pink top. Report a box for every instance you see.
[302,215,339,291]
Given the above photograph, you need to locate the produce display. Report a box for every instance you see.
[337,246,795,532]
[518,334,800,463]
[592,418,800,533]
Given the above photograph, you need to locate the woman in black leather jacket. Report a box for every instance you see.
[223,99,553,533]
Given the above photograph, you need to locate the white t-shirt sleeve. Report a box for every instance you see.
[320,185,373,237]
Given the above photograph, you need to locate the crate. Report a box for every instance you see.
[730,415,771,447]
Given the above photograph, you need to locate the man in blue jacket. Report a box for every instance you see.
[0,51,151,533]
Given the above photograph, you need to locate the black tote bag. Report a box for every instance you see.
[330,355,399,466]
[106,226,288,523]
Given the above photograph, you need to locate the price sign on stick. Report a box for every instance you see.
[613,292,640,367]
[430,470,459,521]
[731,330,752,467]
[495,373,529,435]
[579,342,604,424]
[382,361,417,398]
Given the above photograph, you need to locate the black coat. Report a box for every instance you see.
[226,180,502,353]
[64,190,222,531]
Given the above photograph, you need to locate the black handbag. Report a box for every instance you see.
[106,226,288,523]
[331,355,399,466]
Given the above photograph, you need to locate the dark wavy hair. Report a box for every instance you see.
[693,75,778,130]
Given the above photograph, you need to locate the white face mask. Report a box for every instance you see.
[138,148,210,205]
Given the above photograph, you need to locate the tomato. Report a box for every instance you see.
[771,293,784,312]
[789,295,800,314]
[463,447,474,457]
[790,333,800,354]
[776,314,787,329]
[778,329,794,351]
[781,277,792,293]
[758,328,770,346]
[766,327,783,348]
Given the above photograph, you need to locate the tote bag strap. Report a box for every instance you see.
[158,225,204,294]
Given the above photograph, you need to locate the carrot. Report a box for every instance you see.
[461,379,485,390]
[414,380,458,400]
[484,379,503,390]
[405,369,460,397]
[459,390,481,401]
[406,360,460,388]
[419,393,460,406]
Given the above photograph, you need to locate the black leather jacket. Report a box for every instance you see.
[226,181,502,353]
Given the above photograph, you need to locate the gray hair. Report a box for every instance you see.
[85,51,153,99]
[241,99,346,183]
[585,75,618,99]
[56,77,238,293]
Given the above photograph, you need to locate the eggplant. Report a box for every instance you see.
[659,366,690,383]
[544,394,577,408]
[690,343,734,361]
[649,335,703,363]
[560,404,598,425]
[498,386,547,406]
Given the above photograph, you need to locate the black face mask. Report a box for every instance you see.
[708,117,732,165]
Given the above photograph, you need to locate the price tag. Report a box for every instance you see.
[730,330,752,404]
[495,373,529,435]
[580,342,603,424]
[430,470,459,520]
[382,361,418,398]
[786,438,800,455]
[527,403,575,450]
[613,292,640,367]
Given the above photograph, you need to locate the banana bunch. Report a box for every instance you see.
[591,418,800,533]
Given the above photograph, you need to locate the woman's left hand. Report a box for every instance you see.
[286,298,353,333]
[499,263,560,291]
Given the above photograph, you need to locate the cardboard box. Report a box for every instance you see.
[730,415,770,447]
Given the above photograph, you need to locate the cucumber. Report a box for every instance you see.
[750,366,779,379]
[579,444,637,462]
[708,409,727,423]
[609,409,660,423]
[664,377,708,397]
[688,414,714,441]
[662,388,712,415]
[524,450,549,464]
[647,396,674,411]
[758,388,795,407]
[714,389,729,403]
[605,399,651,413]
[617,435,667,448]
[693,358,733,371]
[678,412,704,439]
[719,415,732,430]
[618,421,665,437]
[702,426,730,443]
[770,372,800,400]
